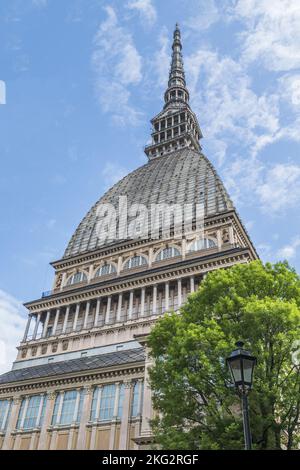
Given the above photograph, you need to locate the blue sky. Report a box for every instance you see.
[0,0,300,372]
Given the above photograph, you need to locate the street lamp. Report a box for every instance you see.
[226,341,257,450]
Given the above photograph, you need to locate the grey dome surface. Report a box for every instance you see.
[64,149,234,258]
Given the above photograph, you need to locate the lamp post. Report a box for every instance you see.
[226,341,257,450]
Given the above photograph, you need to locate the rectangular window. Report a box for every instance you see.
[99,384,116,421]
[0,399,11,431]
[17,395,46,430]
[91,384,125,422]
[52,389,83,426]
[60,390,77,425]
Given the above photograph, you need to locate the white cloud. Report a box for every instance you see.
[92,6,143,126]
[126,0,157,26]
[256,163,300,213]
[185,48,280,157]
[184,0,220,31]
[150,27,170,89]
[279,74,300,109]
[277,238,300,260]
[0,290,26,375]
[233,0,300,72]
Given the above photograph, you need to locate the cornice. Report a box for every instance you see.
[0,363,145,396]
[24,247,252,311]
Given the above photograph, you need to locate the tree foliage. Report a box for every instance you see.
[148,261,300,449]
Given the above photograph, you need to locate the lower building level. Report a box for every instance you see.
[0,345,153,450]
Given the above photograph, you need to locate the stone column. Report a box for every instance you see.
[128,291,134,320]
[62,306,70,334]
[165,282,169,311]
[109,382,120,450]
[88,265,94,282]
[42,311,51,338]
[190,276,195,293]
[36,394,45,427]
[182,238,186,259]
[38,391,56,450]
[73,303,80,331]
[116,294,122,322]
[140,348,153,440]
[29,431,37,450]
[23,315,32,342]
[133,380,143,450]
[105,296,112,325]
[61,272,66,290]
[32,313,41,340]
[148,247,153,268]
[94,299,101,327]
[152,285,157,315]
[217,230,222,250]
[117,256,122,275]
[49,430,58,450]
[90,386,102,450]
[83,301,90,329]
[140,287,145,317]
[2,397,22,450]
[76,386,93,450]
[52,308,60,336]
[119,380,133,450]
[177,278,182,308]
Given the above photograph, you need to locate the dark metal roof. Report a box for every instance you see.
[0,348,145,385]
[64,148,234,258]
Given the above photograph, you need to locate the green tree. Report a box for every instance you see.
[148,261,300,450]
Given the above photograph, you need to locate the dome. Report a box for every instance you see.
[64,148,234,258]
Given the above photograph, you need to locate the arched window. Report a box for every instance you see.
[189,238,216,253]
[124,255,147,270]
[95,264,116,277]
[155,246,180,262]
[66,272,87,286]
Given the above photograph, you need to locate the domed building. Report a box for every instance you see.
[0,25,257,450]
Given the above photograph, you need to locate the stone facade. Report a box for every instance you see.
[0,25,257,450]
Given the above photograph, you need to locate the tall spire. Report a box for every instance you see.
[164,23,189,109]
[144,24,202,161]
